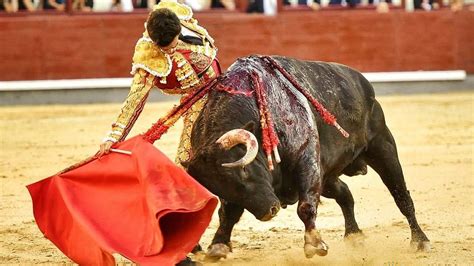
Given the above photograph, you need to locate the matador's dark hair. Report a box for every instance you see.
[146,8,181,47]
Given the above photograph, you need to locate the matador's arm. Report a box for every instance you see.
[103,69,155,143]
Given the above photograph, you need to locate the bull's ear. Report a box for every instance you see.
[242,121,256,133]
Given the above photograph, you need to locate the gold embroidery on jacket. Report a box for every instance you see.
[131,38,172,78]
[108,69,155,142]
[175,95,208,165]
[189,52,211,73]
[176,41,216,60]
[204,64,216,80]
[152,0,193,20]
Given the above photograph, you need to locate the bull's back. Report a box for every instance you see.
[272,56,375,110]
[271,56,377,175]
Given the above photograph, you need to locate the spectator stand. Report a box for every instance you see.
[1,0,464,15]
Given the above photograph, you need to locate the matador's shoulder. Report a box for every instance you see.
[131,34,172,78]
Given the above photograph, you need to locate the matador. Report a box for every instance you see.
[100,0,221,165]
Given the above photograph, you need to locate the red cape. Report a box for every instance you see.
[27,135,218,266]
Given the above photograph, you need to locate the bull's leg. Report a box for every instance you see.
[296,148,328,258]
[322,177,364,244]
[366,128,430,251]
[207,199,244,260]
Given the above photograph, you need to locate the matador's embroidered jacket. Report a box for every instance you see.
[105,0,221,164]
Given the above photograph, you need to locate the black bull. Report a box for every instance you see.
[185,55,430,259]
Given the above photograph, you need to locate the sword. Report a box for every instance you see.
[110,149,132,155]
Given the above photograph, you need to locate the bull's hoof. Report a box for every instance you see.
[304,241,328,258]
[304,229,329,258]
[344,232,366,248]
[411,240,431,252]
[176,256,202,266]
[206,243,231,261]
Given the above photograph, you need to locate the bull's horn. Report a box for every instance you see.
[216,129,258,168]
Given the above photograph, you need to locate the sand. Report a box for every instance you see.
[0,91,473,265]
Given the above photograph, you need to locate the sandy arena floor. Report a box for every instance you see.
[0,91,473,265]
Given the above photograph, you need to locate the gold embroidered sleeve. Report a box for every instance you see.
[104,69,155,143]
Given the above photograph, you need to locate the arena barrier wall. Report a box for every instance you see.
[1,72,472,105]
[0,9,473,81]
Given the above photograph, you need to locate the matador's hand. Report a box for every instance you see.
[98,141,114,157]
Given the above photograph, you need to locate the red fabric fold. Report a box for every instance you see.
[27,135,218,266]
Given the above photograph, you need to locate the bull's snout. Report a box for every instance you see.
[260,202,281,221]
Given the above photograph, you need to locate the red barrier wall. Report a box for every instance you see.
[0,9,472,81]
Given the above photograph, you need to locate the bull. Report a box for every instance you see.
[185,55,430,259]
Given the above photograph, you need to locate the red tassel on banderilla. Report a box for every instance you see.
[252,72,281,171]
[251,61,350,171]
